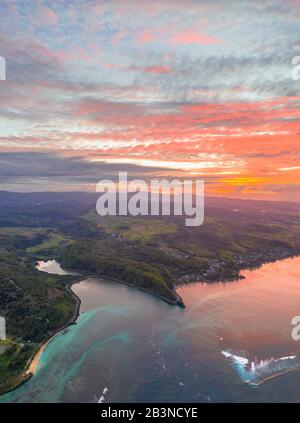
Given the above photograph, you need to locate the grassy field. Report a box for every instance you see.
[26,232,73,254]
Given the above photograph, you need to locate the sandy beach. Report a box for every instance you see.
[25,279,82,376]
[26,342,49,374]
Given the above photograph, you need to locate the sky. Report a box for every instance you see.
[0,0,300,200]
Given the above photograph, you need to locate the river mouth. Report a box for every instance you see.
[2,256,300,403]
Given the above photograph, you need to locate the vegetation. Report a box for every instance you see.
[0,221,76,393]
[0,191,300,393]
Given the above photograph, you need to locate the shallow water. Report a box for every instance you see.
[36,260,78,276]
[2,256,300,403]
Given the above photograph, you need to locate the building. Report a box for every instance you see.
[0,316,6,340]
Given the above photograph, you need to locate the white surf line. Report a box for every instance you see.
[98,387,109,403]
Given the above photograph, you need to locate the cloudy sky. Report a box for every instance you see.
[0,0,300,200]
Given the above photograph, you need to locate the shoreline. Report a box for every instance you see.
[23,272,185,379]
[25,278,82,376]
[0,276,83,397]
[19,272,184,384]
[22,252,300,379]
[22,273,184,383]
[2,251,300,397]
[100,274,185,308]
[248,366,300,387]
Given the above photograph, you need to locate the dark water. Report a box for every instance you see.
[2,257,300,403]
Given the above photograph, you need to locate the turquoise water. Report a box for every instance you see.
[2,257,300,403]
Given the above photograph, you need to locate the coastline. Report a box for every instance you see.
[25,278,82,376]
[0,276,83,397]
[13,254,298,380]
[22,273,184,383]
[100,275,185,308]
[24,252,299,378]
[10,271,183,393]
[249,366,300,387]
[2,251,300,397]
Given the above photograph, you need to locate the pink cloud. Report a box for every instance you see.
[137,31,156,44]
[54,47,95,63]
[144,66,172,74]
[288,0,300,12]
[112,30,127,45]
[170,31,222,45]
[37,5,58,26]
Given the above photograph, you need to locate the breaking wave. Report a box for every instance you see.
[98,386,109,403]
[222,350,300,385]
